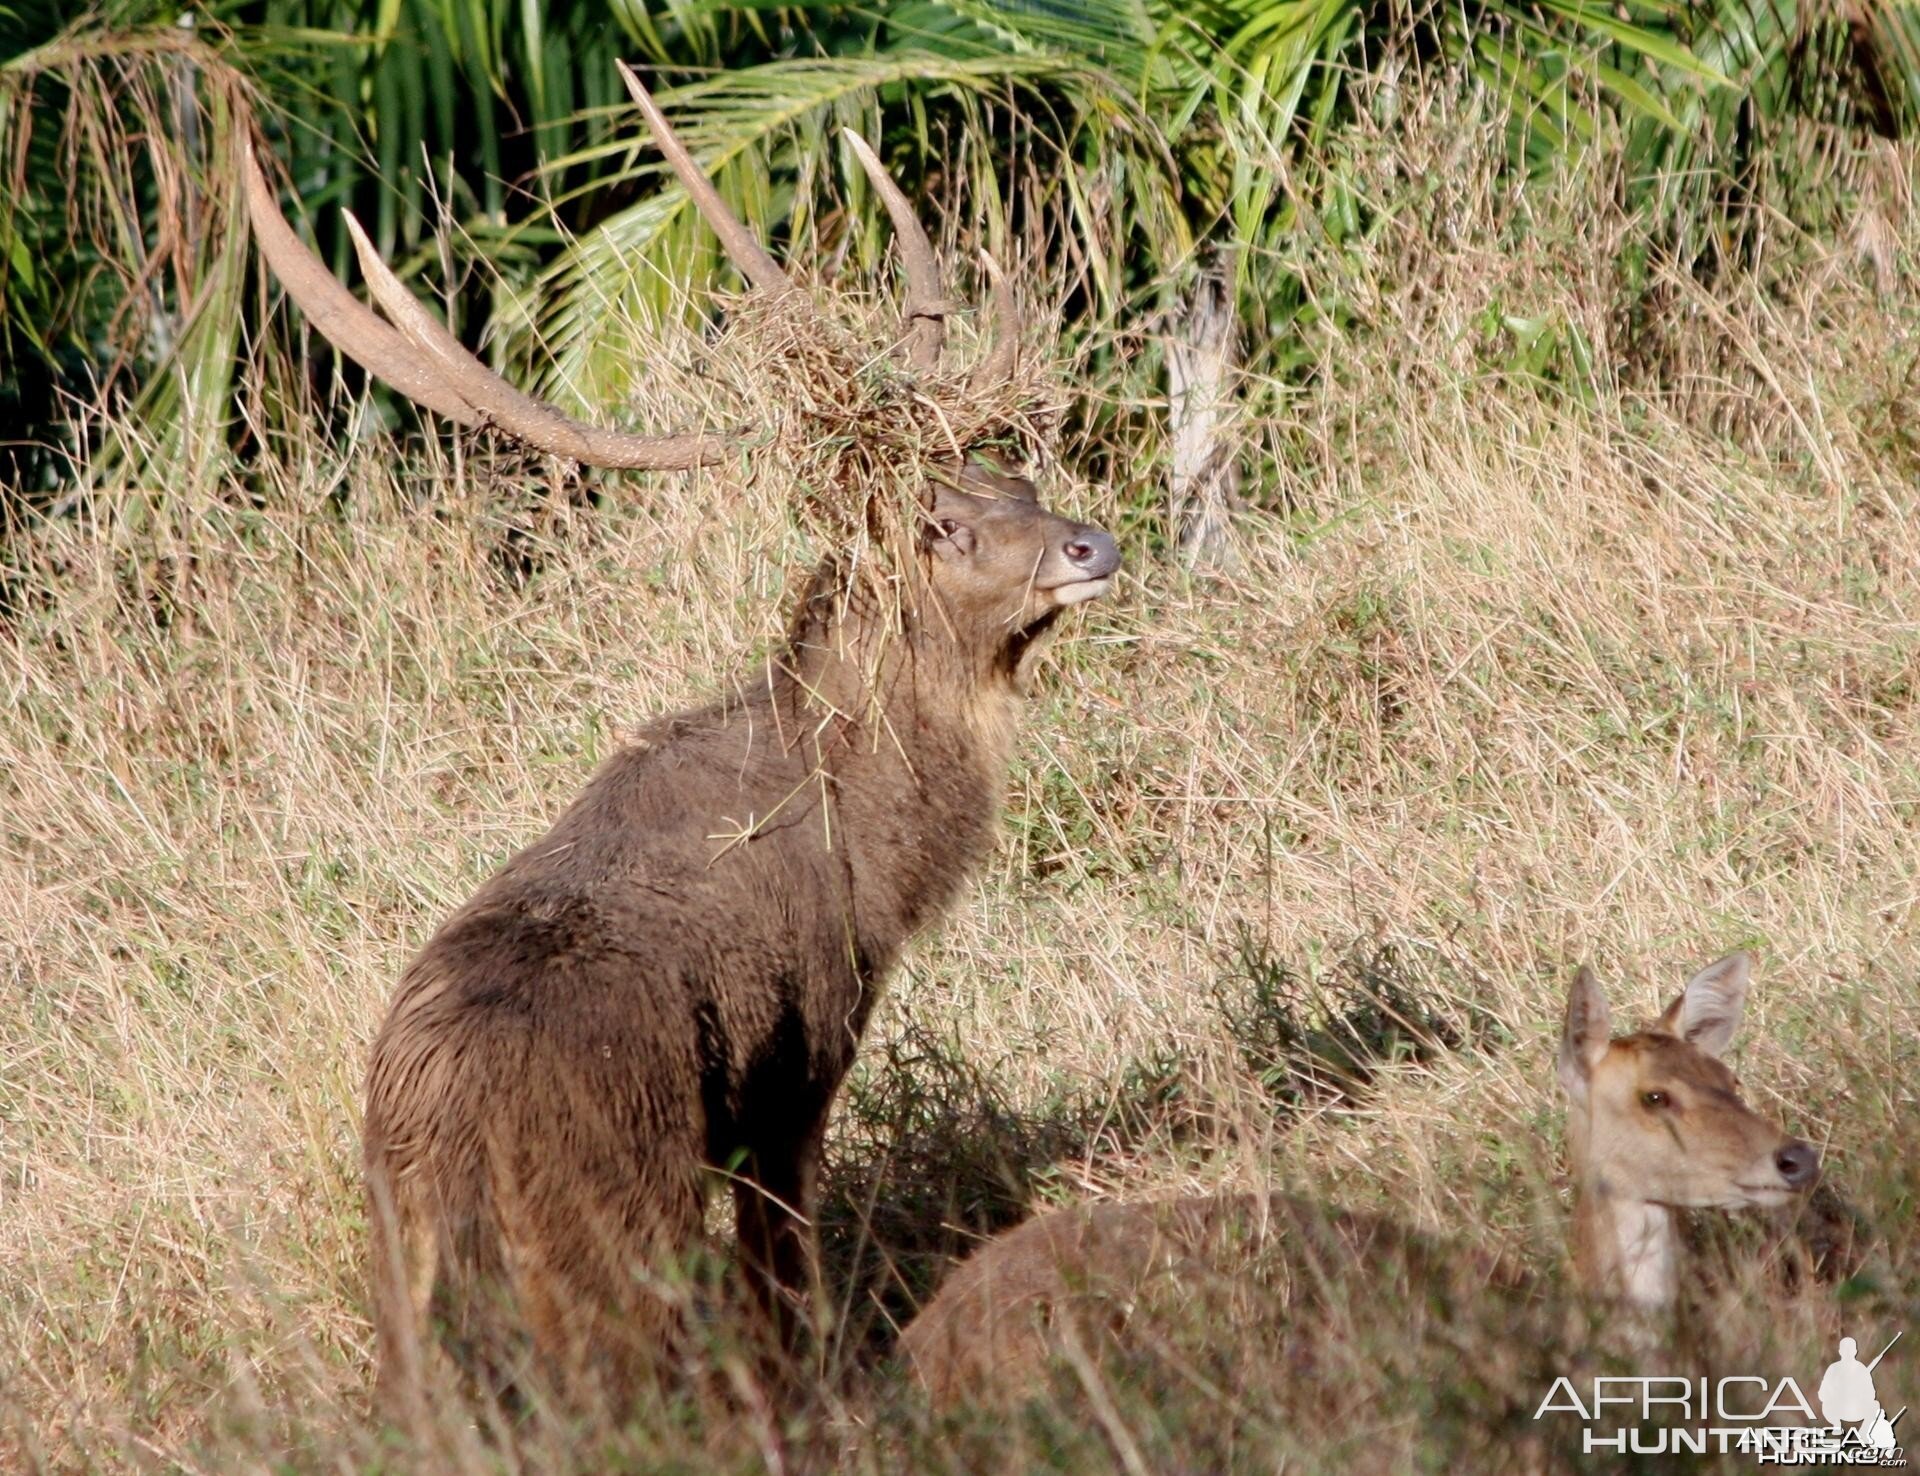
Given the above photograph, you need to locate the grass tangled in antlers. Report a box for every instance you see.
[699,282,1055,581]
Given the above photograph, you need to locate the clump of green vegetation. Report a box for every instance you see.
[1212,932,1506,1116]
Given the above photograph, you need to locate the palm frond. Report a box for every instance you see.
[1,15,255,496]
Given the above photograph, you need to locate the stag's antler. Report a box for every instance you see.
[973,249,1020,389]
[843,132,952,370]
[243,144,487,433]
[245,64,806,470]
[842,132,1022,387]
[614,63,796,299]
[243,142,734,469]
[245,63,1026,465]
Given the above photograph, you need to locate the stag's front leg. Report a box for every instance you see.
[730,1115,827,1368]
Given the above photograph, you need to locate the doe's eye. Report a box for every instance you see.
[1641,1090,1670,1109]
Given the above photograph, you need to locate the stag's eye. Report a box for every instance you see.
[1641,1090,1670,1109]
[926,517,977,557]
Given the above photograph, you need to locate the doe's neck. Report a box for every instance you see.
[1565,1102,1681,1315]
[1572,1178,1678,1313]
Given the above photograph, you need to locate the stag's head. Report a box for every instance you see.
[910,456,1119,685]
[242,64,1118,687]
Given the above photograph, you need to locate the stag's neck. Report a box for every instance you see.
[777,567,1022,753]
[1569,1170,1679,1315]
[764,579,1020,946]
[784,564,1015,695]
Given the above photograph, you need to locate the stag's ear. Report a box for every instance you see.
[957,451,1040,503]
[1558,965,1613,1101]
[1656,951,1750,1058]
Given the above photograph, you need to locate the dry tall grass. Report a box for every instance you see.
[3,103,1917,1473]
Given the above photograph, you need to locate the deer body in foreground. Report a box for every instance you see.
[899,953,1820,1408]
[242,67,1119,1415]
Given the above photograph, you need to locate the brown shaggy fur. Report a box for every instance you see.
[897,1189,1531,1410]
[364,465,1118,1415]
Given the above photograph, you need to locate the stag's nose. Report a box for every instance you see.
[1775,1140,1820,1189]
[1061,526,1121,581]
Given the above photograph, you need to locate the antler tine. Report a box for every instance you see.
[843,131,951,371]
[971,249,1020,389]
[244,141,483,429]
[338,212,725,470]
[616,61,794,298]
[245,140,726,471]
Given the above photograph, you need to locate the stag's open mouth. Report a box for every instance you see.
[1048,576,1113,606]
[1017,607,1063,643]
[1005,561,1114,681]
[1002,608,1064,683]
[1731,1180,1798,1205]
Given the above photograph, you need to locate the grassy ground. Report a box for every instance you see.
[3,106,1918,1473]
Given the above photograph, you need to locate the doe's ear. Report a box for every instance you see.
[1655,951,1750,1058]
[1558,965,1613,1099]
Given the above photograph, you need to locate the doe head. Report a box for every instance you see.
[1557,952,1819,1210]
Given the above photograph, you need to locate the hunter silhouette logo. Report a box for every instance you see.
[1820,1335,1904,1453]
[1533,1328,1907,1464]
